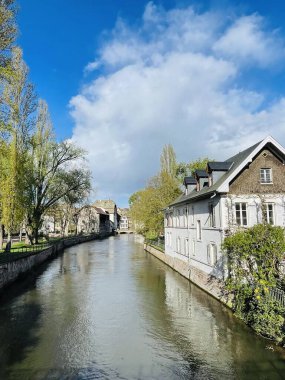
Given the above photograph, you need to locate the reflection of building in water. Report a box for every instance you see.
[163,269,284,377]
[164,271,231,370]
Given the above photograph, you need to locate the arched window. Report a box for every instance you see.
[207,243,217,266]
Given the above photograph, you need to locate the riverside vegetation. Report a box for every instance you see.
[223,223,285,344]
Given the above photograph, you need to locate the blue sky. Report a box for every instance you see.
[17,1,285,206]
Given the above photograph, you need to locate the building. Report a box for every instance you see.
[93,200,120,230]
[77,205,111,234]
[164,136,285,284]
[118,208,132,231]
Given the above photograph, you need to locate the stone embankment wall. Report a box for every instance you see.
[0,233,111,290]
[144,243,227,305]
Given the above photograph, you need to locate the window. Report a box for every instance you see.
[191,206,195,225]
[185,238,189,257]
[265,203,274,225]
[235,203,247,226]
[184,208,188,228]
[177,210,180,227]
[169,232,172,247]
[176,237,181,253]
[209,203,216,227]
[197,220,202,240]
[207,243,217,266]
[192,239,196,256]
[260,168,272,184]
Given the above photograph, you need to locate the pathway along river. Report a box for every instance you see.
[1,235,285,379]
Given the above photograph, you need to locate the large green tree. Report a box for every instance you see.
[0,47,36,245]
[24,100,91,244]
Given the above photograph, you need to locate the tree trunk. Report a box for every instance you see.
[0,224,4,249]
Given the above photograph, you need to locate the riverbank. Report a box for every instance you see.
[144,243,227,304]
[0,232,112,290]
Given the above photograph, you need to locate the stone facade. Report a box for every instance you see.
[229,149,285,194]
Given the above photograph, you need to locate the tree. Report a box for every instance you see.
[160,144,177,177]
[0,0,17,80]
[176,157,211,183]
[130,144,212,238]
[130,145,181,238]
[24,100,91,244]
[0,47,36,246]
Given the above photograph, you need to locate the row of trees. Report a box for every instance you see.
[129,144,209,238]
[0,1,91,245]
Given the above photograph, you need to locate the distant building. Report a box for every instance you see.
[164,136,285,282]
[118,208,132,231]
[93,200,120,230]
[77,205,111,234]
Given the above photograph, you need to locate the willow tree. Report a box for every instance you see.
[0,47,36,245]
[25,101,91,244]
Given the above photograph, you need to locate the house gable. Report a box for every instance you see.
[229,146,285,194]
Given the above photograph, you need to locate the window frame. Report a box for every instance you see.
[207,243,218,266]
[265,203,275,225]
[260,168,273,184]
[235,202,248,227]
[208,203,216,228]
[196,220,202,241]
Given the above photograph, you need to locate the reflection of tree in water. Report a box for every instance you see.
[0,262,49,378]
[132,250,285,379]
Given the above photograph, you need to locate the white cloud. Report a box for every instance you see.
[213,14,285,67]
[70,3,285,205]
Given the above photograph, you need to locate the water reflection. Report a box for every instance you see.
[0,235,284,379]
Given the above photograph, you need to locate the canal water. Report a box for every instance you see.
[1,235,285,380]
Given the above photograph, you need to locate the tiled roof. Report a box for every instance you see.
[169,140,262,206]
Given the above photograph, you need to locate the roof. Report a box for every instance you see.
[169,136,284,207]
[183,176,196,186]
[195,170,208,178]
[94,206,109,215]
[207,161,233,172]
[94,200,117,213]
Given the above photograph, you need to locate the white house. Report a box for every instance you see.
[164,136,285,282]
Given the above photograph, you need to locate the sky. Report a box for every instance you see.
[17,0,285,206]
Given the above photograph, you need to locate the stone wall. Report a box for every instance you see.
[144,243,228,305]
[229,148,285,194]
[0,233,111,291]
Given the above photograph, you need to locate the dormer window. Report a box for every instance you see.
[260,168,272,184]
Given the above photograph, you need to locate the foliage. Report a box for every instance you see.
[176,157,211,183]
[160,144,177,177]
[130,171,181,238]
[130,144,211,238]
[0,47,36,240]
[223,223,285,342]
[0,0,17,80]
[24,101,91,244]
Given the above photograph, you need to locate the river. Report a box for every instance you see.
[0,235,285,379]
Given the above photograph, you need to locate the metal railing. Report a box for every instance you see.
[145,238,165,252]
[269,287,285,307]
[0,231,111,265]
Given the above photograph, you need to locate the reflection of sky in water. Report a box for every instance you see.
[0,235,284,379]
